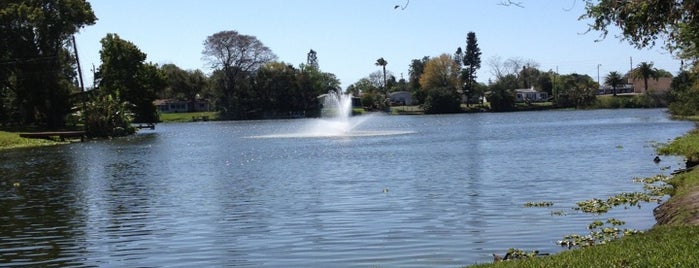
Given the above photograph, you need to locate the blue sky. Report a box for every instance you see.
[74,0,681,89]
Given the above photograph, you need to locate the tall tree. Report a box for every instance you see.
[97,33,165,123]
[0,0,96,127]
[161,64,208,111]
[462,31,482,106]
[558,73,598,108]
[375,57,388,91]
[202,30,277,119]
[604,71,624,96]
[630,62,659,93]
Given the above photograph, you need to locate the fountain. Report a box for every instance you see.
[252,91,412,138]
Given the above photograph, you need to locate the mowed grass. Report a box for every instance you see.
[159,111,219,123]
[0,130,60,150]
[468,225,699,268]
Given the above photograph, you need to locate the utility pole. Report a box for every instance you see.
[597,64,601,88]
[71,35,86,131]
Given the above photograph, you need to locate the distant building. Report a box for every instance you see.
[515,87,548,102]
[629,77,672,94]
[597,84,634,95]
[389,91,413,106]
[154,99,211,113]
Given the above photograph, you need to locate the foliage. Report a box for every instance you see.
[0,0,96,128]
[594,94,667,109]
[421,87,461,114]
[469,225,699,268]
[629,62,660,93]
[202,30,277,119]
[668,69,699,116]
[658,128,699,163]
[581,1,699,115]
[523,201,554,207]
[487,75,516,112]
[83,92,135,138]
[462,32,482,105]
[581,0,699,59]
[555,73,597,108]
[420,54,461,91]
[96,33,164,123]
[603,71,623,96]
[360,92,384,111]
[160,64,208,108]
[375,57,388,91]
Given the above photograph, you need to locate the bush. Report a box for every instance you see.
[421,88,461,114]
[84,92,135,137]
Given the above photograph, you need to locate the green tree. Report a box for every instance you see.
[96,33,164,123]
[630,62,659,93]
[557,73,598,108]
[668,69,699,116]
[161,64,208,111]
[0,0,96,127]
[202,30,277,119]
[462,31,482,107]
[419,54,461,113]
[408,56,429,104]
[419,54,461,91]
[487,74,517,112]
[581,0,699,59]
[604,71,624,96]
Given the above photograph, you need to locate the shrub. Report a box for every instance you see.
[84,92,135,137]
[421,88,461,114]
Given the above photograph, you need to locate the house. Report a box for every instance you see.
[515,87,548,102]
[154,99,211,113]
[389,91,413,106]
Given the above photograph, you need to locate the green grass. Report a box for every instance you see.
[468,225,699,267]
[658,129,699,161]
[0,130,62,150]
[159,111,219,123]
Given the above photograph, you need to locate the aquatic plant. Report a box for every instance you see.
[558,218,641,249]
[523,201,554,207]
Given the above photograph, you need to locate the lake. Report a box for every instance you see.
[0,109,694,267]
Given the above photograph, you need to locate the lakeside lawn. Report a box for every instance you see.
[159,111,219,123]
[0,130,62,150]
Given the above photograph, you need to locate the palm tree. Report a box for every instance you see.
[604,71,624,96]
[630,62,659,93]
[375,57,388,91]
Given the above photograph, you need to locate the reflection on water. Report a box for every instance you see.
[0,109,694,267]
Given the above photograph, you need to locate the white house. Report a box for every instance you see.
[154,99,211,113]
[515,87,548,102]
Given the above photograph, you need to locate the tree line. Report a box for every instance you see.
[3,0,698,138]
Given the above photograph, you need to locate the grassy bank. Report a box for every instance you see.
[159,111,219,123]
[0,130,62,150]
[467,126,699,267]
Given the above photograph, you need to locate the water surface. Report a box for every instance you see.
[0,109,693,267]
